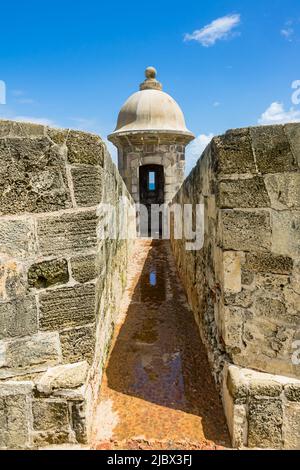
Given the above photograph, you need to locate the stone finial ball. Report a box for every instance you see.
[145,67,157,79]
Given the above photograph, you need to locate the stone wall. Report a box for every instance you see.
[110,132,188,204]
[0,120,135,449]
[170,124,300,449]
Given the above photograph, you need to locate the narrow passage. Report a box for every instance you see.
[93,240,230,450]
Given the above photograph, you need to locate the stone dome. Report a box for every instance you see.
[108,67,194,141]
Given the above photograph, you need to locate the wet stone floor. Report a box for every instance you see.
[92,240,230,450]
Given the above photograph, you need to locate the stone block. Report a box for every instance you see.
[0,218,36,259]
[248,397,283,448]
[253,296,287,321]
[213,128,257,175]
[66,130,104,166]
[37,210,98,256]
[39,284,95,331]
[226,365,248,402]
[264,173,300,210]
[32,399,69,431]
[0,296,38,340]
[283,402,300,449]
[71,166,103,207]
[0,257,27,301]
[250,125,297,174]
[70,254,97,283]
[223,306,245,354]
[36,361,89,394]
[0,382,33,449]
[32,430,71,447]
[218,177,270,208]
[60,326,95,364]
[0,137,72,215]
[223,251,242,294]
[0,332,61,372]
[272,210,300,257]
[244,253,293,275]
[221,210,271,252]
[284,384,300,402]
[47,127,69,145]
[71,401,87,444]
[28,259,69,289]
[249,378,282,397]
[284,123,300,167]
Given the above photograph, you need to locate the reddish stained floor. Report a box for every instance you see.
[92,239,230,451]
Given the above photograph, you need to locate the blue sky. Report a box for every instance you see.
[0,0,300,173]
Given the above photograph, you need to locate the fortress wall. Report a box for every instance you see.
[0,120,135,449]
[171,124,300,448]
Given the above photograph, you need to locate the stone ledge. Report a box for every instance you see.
[223,363,300,449]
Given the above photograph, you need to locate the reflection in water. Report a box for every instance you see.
[140,261,166,303]
[97,240,230,447]
[149,271,156,286]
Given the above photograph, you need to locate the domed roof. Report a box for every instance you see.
[108,67,194,142]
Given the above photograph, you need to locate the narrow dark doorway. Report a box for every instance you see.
[139,164,164,237]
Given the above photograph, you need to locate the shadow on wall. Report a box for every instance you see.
[105,240,230,446]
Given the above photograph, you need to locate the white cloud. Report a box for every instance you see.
[258,102,300,125]
[13,116,58,126]
[185,133,214,174]
[184,14,241,47]
[213,101,221,107]
[281,27,294,41]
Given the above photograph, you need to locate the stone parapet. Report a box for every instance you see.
[170,123,300,449]
[0,120,136,449]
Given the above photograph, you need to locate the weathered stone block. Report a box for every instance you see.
[70,254,97,283]
[283,402,300,449]
[0,332,61,372]
[28,259,69,289]
[0,382,33,449]
[249,379,282,397]
[253,296,287,321]
[218,177,270,208]
[39,284,95,330]
[36,361,89,394]
[221,210,271,252]
[213,128,257,175]
[248,397,283,448]
[47,127,69,145]
[37,210,97,256]
[71,166,103,207]
[251,125,297,174]
[32,400,69,431]
[284,384,300,402]
[223,307,245,354]
[0,219,36,259]
[0,257,27,301]
[71,401,87,444]
[284,123,300,168]
[66,130,104,166]
[272,211,300,257]
[0,296,38,340]
[0,137,72,215]
[226,365,248,402]
[60,326,95,364]
[32,430,71,446]
[264,173,300,210]
[223,251,242,294]
[244,253,293,275]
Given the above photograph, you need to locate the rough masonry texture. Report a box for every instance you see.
[170,124,300,449]
[0,119,135,449]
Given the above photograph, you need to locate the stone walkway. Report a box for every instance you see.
[92,240,230,450]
